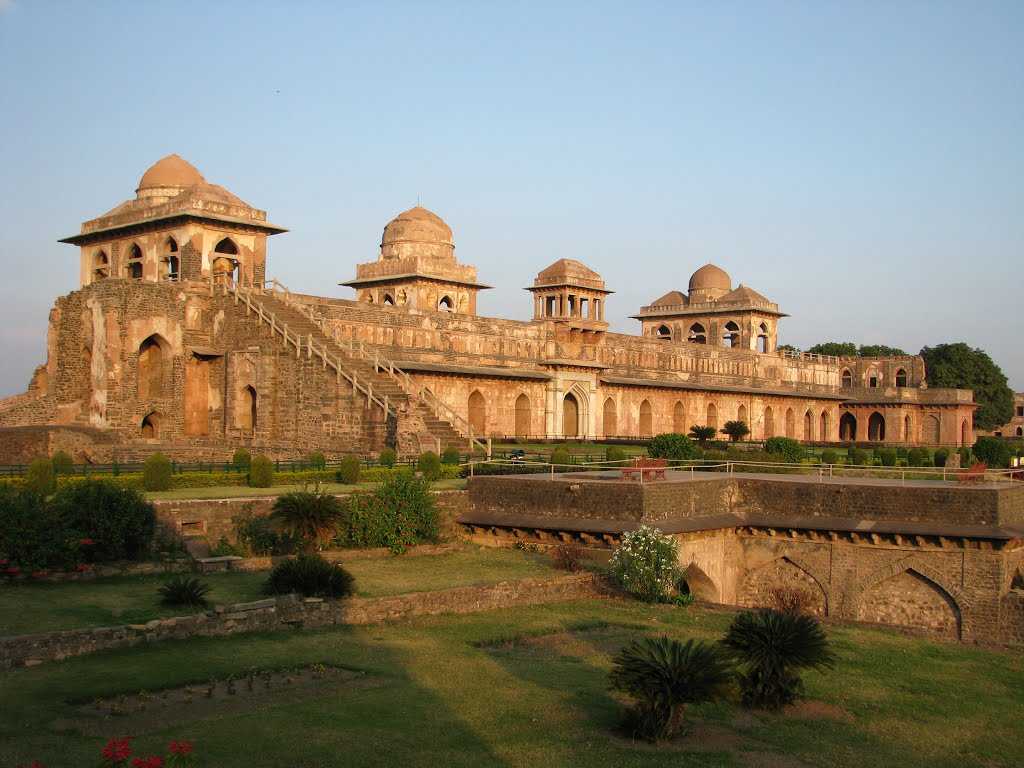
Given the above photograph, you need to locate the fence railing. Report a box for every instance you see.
[0,457,426,479]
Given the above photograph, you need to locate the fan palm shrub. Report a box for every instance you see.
[270,490,343,552]
[264,553,354,598]
[609,636,733,741]
[721,609,835,710]
[158,574,212,608]
[687,425,717,445]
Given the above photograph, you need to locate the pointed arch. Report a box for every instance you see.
[679,563,719,603]
[93,250,109,281]
[438,295,454,312]
[688,323,706,344]
[756,322,769,353]
[722,321,740,348]
[803,410,813,441]
[656,324,672,340]
[140,411,161,439]
[785,407,796,438]
[858,567,962,639]
[468,390,486,436]
[841,369,853,388]
[382,293,395,306]
[214,237,238,255]
[706,402,718,430]
[924,414,941,445]
[514,393,531,438]
[839,412,857,441]
[867,412,886,441]
[127,242,143,279]
[672,400,685,433]
[895,368,907,388]
[563,392,580,437]
[820,410,829,441]
[137,334,168,400]
[739,556,828,617]
[638,399,653,437]
[737,404,748,424]
[603,397,617,437]
[237,385,257,433]
[763,405,774,438]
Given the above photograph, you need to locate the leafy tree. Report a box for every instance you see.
[806,342,858,357]
[859,344,907,357]
[722,609,835,710]
[51,451,74,476]
[721,420,750,442]
[335,455,361,484]
[232,447,252,469]
[688,425,717,445]
[270,490,344,552]
[647,433,699,461]
[973,436,1011,468]
[248,454,274,487]
[765,437,804,463]
[417,451,442,480]
[53,480,157,563]
[920,343,1014,430]
[609,636,733,741]
[24,458,56,495]
[776,344,800,354]
[378,448,397,468]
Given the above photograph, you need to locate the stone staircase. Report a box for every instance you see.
[228,282,484,456]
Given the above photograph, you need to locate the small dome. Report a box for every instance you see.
[137,154,205,192]
[536,258,602,283]
[381,205,453,249]
[650,290,686,306]
[688,263,731,293]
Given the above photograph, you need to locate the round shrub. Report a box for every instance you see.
[958,447,972,466]
[24,457,56,495]
[934,448,949,468]
[0,486,78,571]
[264,554,355,598]
[306,451,327,470]
[549,447,571,468]
[605,445,627,464]
[973,436,1011,469]
[647,433,700,462]
[820,449,839,465]
[907,447,929,467]
[847,447,869,466]
[765,437,803,463]
[378,447,397,468]
[53,480,156,562]
[878,448,897,467]
[337,473,439,553]
[416,451,442,480]
[441,446,461,465]
[142,453,172,491]
[232,447,252,470]
[335,455,361,485]
[51,451,74,476]
[609,525,679,602]
[248,454,275,487]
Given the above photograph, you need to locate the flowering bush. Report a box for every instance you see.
[15,736,198,768]
[609,525,679,602]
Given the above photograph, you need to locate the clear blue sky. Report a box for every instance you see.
[0,1,1021,395]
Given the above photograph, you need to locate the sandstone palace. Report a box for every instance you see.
[0,155,977,462]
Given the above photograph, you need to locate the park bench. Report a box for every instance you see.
[620,457,667,482]
[956,462,987,484]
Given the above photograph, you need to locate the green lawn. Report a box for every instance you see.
[1,597,1020,768]
[145,477,466,501]
[0,546,556,637]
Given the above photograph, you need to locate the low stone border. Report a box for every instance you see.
[0,572,605,669]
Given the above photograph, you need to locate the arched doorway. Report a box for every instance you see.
[603,397,617,437]
[820,411,829,441]
[238,386,257,433]
[514,393,531,438]
[638,399,652,437]
[93,250,109,281]
[924,414,941,445]
[127,243,143,279]
[895,368,907,387]
[673,401,685,433]
[688,323,706,344]
[756,323,769,353]
[803,410,813,441]
[438,295,454,312]
[706,402,718,430]
[656,324,672,340]
[722,321,740,348]
[141,411,161,439]
[468,390,486,436]
[137,335,166,399]
[868,412,886,441]
[764,406,774,438]
[563,392,580,438]
[963,421,972,445]
[839,412,857,441]
[738,404,748,425]
[785,408,795,438]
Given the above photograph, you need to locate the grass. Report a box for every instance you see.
[145,477,466,501]
[0,546,557,637]
[1,597,1021,768]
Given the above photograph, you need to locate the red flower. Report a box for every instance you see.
[76,563,93,572]
[5,566,20,576]
[31,570,48,579]
[168,741,193,756]
[80,538,96,546]
[17,762,46,768]
[101,736,132,762]
[0,558,8,566]
[130,758,163,768]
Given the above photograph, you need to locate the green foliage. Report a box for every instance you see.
[765,437,803,463]
[933,448,949,468]
[551,541,584,572]
[335,455,361,485]
[234,513,297,556]
[610,525,679,602]
[806,342,858,357]
[878,448,897,467]
[208,536,242,557]
[337,473,439,553]
[847,446,869,466]
[687,425,718,445]
[958,447,972,467]
[25,458,56,495]
[50,451,74,475]
[921,343,1014,430]
[306,451,327,469]
[0,487,77,571]
[441,446,461,465]
[722,609,835,711]
[776,344,800,353]
[53,480,157,563]
[263,553,355,598]
[820,449,839,465]
[248,455,274,487]
[157,574,211,608]
[858,344,907,357]
[270,490,344,552]
[142,453,172,491]
[549,447,571,467]
[973,436,1011,469]
[378,448,397,468]
[721,420,750,442]
[417,451,442,480]
[232,448,252,469]
[609,636,733,741]
[907,447,930,467]
[605,445,627,463]
[647,433,700,461]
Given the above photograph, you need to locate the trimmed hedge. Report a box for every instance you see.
[765,437,804,463]
[142,453,173,491]
[25,458,56,495]
[248,455,275,487]
[336,456,361,484]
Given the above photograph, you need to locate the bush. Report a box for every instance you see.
[306,451,327,470]
[264,553,354,598]
[551,541,584,572]
[441,446,461,465]
[958,447,972,467]
[550,447,571,468]
[878,448,897,467]
[934,448,949,468]
[235,513,297,556]
[25,458,55,495]
[722,609,835,711]
[688,425,717,444]
[647,433,700,462]
[158,574,212,608]
[906,447,929,467]
[820,449,839,465]
[337,473,439,553]
[232,448,252,470]
[896,447,909,460]
[765,437,803,463]
[767,586,817,615]
[51,451,74,475]
[721,420,751,442]
[605,445,627,464]
[270,490,344,552]
[973,436,1011,469]
[417,451,442,480]
[378,448,397,468]
[142,453,172,491]
[609,636,733,741]
[847,447,869,466]
[248,454,274,487]
[335,455,361,485]
[53,480,156,563]
[0,487,77,571]
[609,525,679,602]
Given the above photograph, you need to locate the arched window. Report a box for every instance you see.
[438,296,454,312]
[93,250,109,281]
[468,390,486,436]
[1016,426,1022,438]
[895,368,907,388]
[706,402,718,430]
[656,324,672,340]
[127,243,143,279]
[514,393,530,438]
[164,238,179,281]
[238,386,257,433]
[924,415,941,445]
[904,415,913,442]
[839,412,857,441]
[868,412,886,441]
[757,323,769,353]
[764,406,774,438]
[141,411,161,439]
[722,321,740,348]
[785,407,795,438]
[382,293,395,306]
[841,369,853,388]
[804,410,813,441]
[603,397,617,437]
[214,237,238,255]
[563,392,580,437]
[867,368,880,388]
[137,335,166,399]
[639,399,653,437]
[820,411,829,441]
[688,323,706,344]
[673,401,685,433]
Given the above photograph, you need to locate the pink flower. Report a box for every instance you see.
[101,736,132,763]
[5,566,20,576]
[168,741,193,756]
[76,563,92,572]
[131,757,163,768]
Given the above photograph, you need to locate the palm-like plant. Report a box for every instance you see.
[721,420,750,442]
[270,490,343,552]
[688,425,717,445]
[158,574,212,608]
[609,636,733,741]
[721,609,835,710]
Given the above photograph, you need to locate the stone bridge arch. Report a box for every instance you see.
[738,554,829,617]
[852,556,967,639]
[679,562,720,603]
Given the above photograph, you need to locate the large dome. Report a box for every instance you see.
[137,154,205,192]
[380,205,454,261]
[688,263,731,293]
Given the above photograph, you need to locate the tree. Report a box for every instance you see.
[776,344,800,354]
[688,425,717,445]
[858,344,906,357]
[806,342,858,357]
[721,420,750,442]
[647,433,699,461]
[920,343,1013,430]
